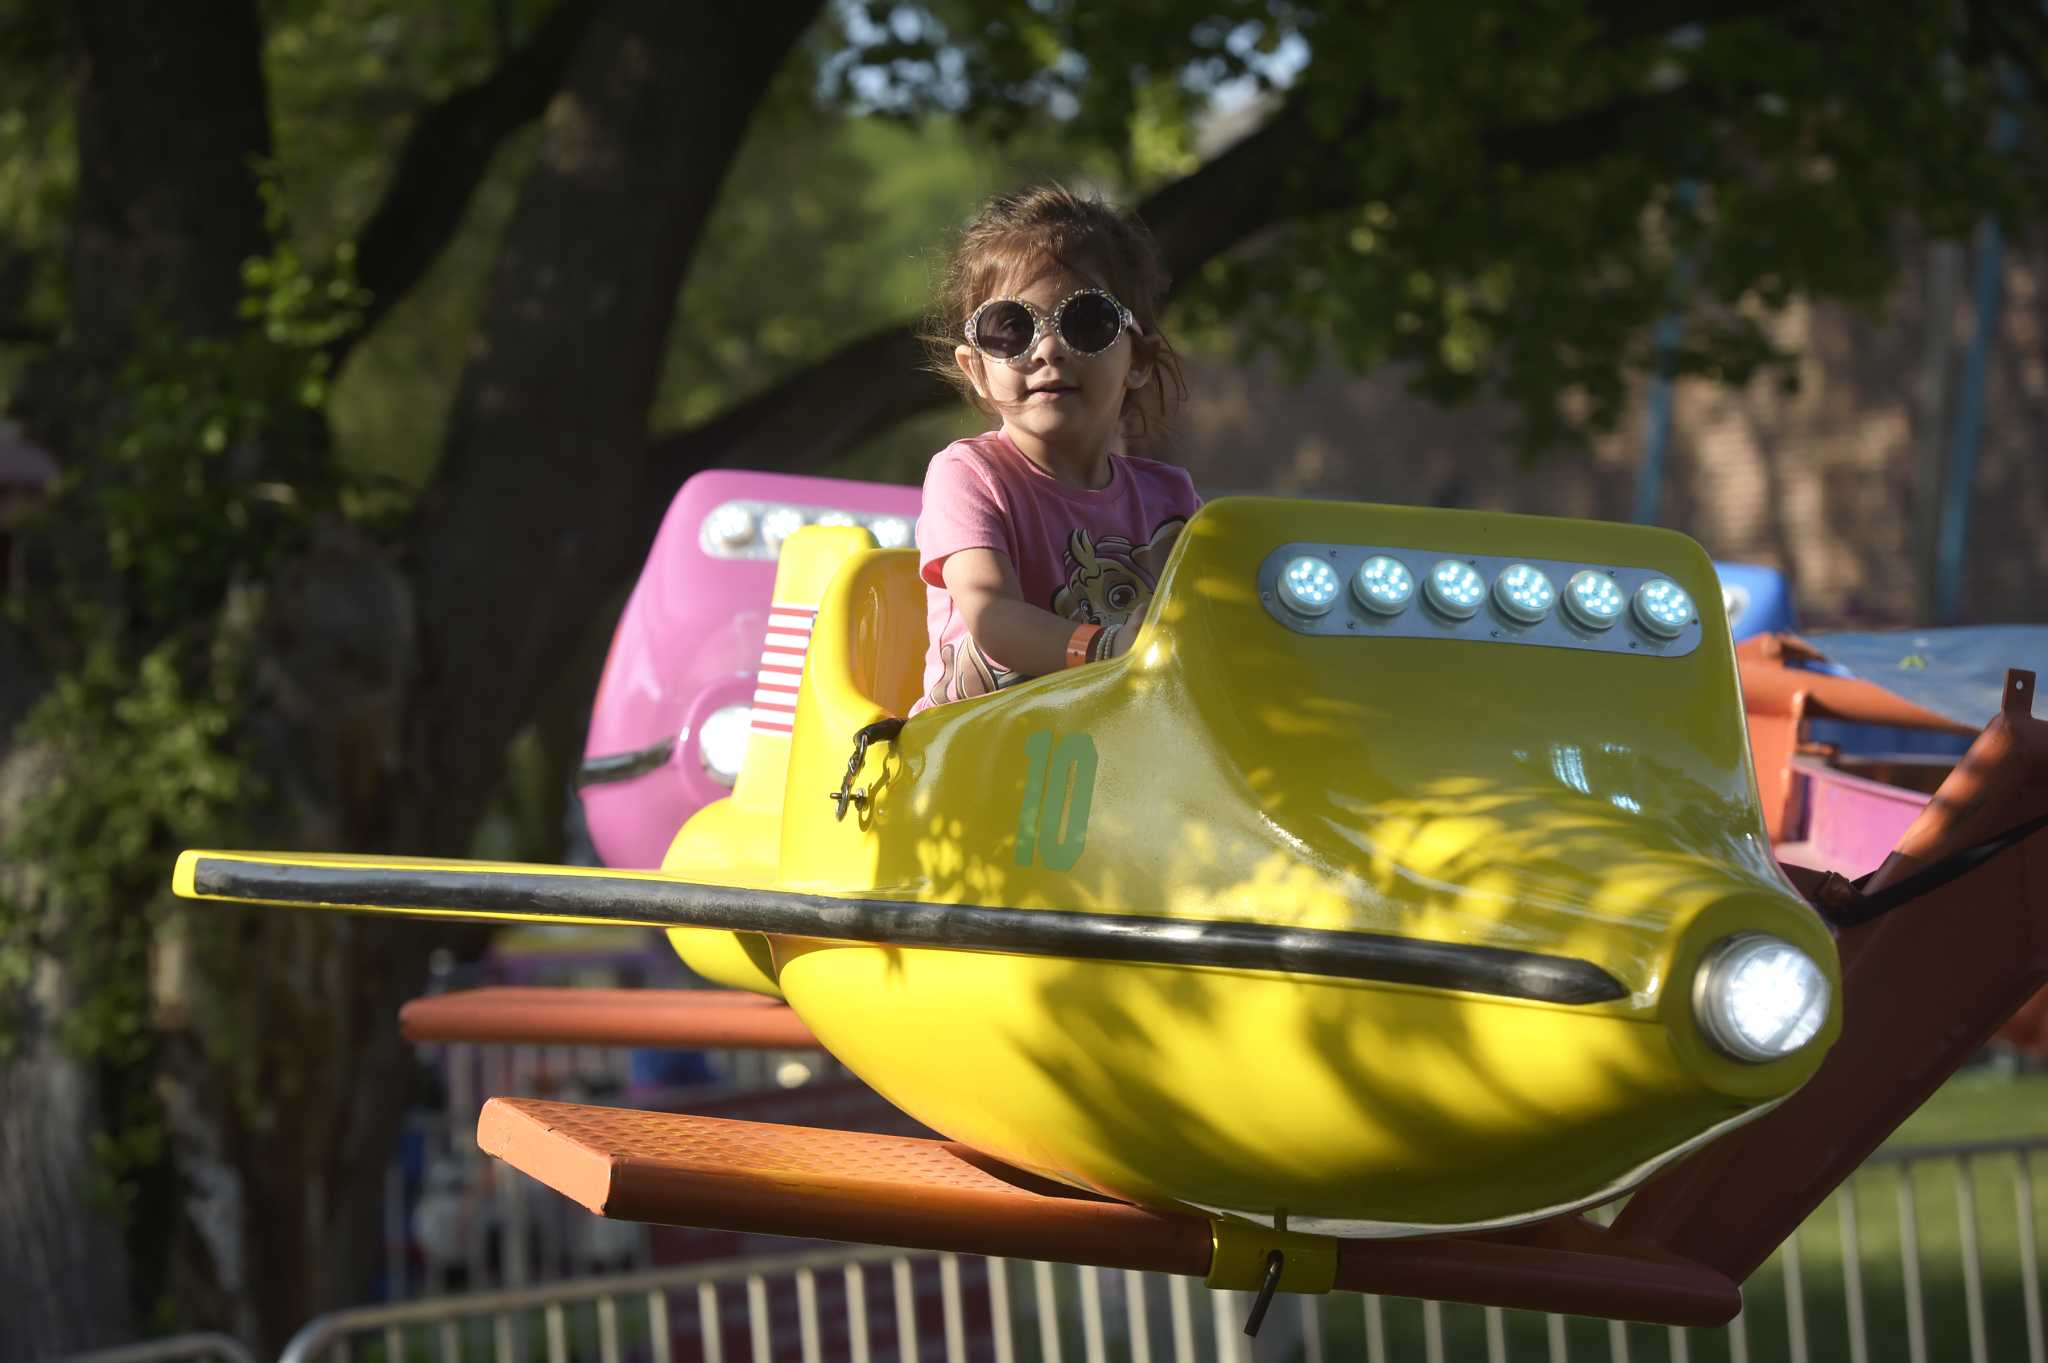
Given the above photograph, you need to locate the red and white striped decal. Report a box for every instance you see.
[750,604,815,735]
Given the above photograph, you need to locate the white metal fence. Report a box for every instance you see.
[45,1334,259,1363]
[396,1041,845,1297]
[296,1136,2048,1363]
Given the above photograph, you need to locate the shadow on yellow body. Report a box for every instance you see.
[657,498,1839,1236]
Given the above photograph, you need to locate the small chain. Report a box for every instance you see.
[830,719,906,820]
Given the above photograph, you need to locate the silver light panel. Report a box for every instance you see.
[1257,542,1705,658]
[699,500,918,560]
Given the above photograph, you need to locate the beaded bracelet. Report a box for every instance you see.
[1088,623,1121,664]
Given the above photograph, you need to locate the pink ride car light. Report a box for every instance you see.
[580,469,920,869]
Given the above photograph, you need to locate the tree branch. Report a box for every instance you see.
[634,72,1729,518]
[337,0,601,363]
[634,88,1384,528]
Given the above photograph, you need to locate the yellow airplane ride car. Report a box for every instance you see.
[175,496,1839,1260]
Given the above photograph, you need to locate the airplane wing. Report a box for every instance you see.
[400,986,816,1049]
[476,1096,1740,1327]
[174,850,1627,1003]
[174,849,715,931]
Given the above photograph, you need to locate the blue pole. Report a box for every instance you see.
[1933,101,2020,623]
[1634,312,1684,525]
[1635,182,1697,526]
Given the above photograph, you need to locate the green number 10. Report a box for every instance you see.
[1015,730,1098,870]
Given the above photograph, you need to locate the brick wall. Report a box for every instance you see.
[1168,243,2047,630]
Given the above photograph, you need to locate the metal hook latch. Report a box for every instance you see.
[1243,1250,1285,1336]
[1206,1218,1337,1335]
[830,719,905,820]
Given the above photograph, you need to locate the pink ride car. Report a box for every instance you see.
[579,469,921,869]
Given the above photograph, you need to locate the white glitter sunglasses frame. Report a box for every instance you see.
[962,287,1138,367]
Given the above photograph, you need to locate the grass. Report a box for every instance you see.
[1309,1068,2048,1363]
[1887,1063,2048,1147]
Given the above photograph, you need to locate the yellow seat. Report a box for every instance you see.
[802,546,927,720]
[662,532,926,989]
[780,546,927,894]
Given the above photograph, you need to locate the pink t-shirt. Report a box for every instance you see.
[911,431,1201,713]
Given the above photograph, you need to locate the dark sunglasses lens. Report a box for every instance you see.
[972,301,1034,358]
[1060,294,1123,353]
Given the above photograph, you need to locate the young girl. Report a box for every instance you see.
[911,185,1199,714]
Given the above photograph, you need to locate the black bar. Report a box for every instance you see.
[576,737,676,788]
[189,859,1628,1005]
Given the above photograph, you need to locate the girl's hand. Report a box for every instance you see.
[1105,597,1155,654]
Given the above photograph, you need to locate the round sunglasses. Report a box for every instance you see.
[963,288,1136,364]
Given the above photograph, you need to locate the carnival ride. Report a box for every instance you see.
[175,479,2048,1334]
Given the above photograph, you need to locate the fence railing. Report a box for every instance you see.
[45,1332,259,1363]
[288,1135,2048,1363]
[399,1040,844,1298]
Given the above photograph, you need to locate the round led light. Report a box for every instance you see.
[1633,578,1695,639]
[1563,570,1626,630]
[1278,556,1342,616]
[696,704,752,786]
[1424,559,1486,620]
[1491,563,1555,624]
[704,502,756,549]
[814,510,858,528]
[1692,933,1830,1063]
[760,506,807,550]
[1351,555,1415,616]
[870,516,913,549]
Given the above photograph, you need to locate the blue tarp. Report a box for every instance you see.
[1715,562,1797,641]
[1797,626,2048,730]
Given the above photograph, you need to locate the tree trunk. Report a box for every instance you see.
[0,738,135,1358]
[403,0,821,851]
[6,1,827,1351]
[0,3,276,1354]
[69,1,274,356]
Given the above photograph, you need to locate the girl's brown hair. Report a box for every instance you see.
[923,183,1186,443]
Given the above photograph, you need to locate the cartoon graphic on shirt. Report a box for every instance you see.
[923,517,1188,709]
[1050,519,1186,626]
[925,636,1029,707]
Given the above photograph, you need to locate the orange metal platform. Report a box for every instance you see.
[400,986,819,1049]
[477,1096,1741,1325]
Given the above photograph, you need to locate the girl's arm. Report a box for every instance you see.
[940,547,1135,676]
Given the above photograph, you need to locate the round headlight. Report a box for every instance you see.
[1278,555,1342,616]
[1424,559,1486,620]
[704,502,756,549]
[1352,555,1415,615]
[1632,578,1695,639]
[1563,570,1626,630]
[696,704,753,786]
[1692,934,1830,1063]
[760,507,807,550]
[1491,564,1556,624]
